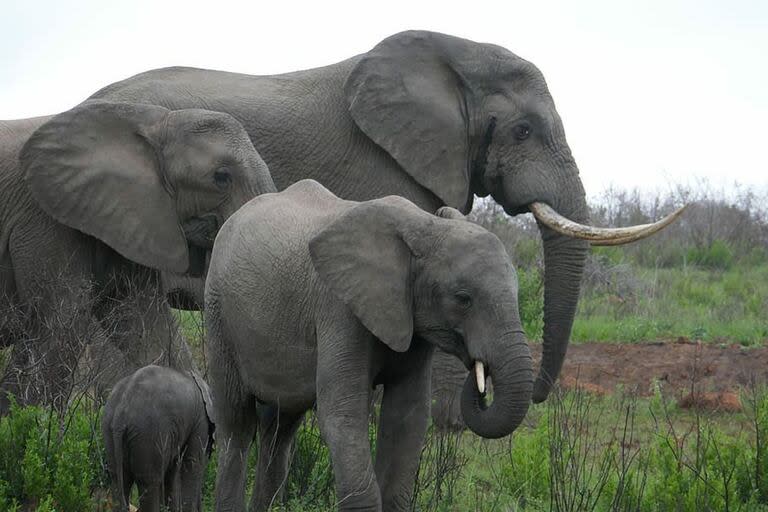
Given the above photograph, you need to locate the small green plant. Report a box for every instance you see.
[35,495,57,512]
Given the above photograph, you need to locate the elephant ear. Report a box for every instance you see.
[345,31,472,211]
[20,100,190,273]
[191,370,217,429]
[309,196,424,352]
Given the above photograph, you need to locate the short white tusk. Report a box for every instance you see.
[474,361,486,395]
[529,202,687,245]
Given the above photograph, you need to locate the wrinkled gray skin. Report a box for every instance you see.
[91,30,588,419]
[102,365,216,512]
[205,180,533,512]
[0,100,275,413]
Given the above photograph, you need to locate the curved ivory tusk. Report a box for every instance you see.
[474,361,486,395]
[529,202,687,245]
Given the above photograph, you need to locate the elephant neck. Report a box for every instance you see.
[247,60,444,211]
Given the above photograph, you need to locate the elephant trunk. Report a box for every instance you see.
[532,184,589,403]
[460,331,533,439]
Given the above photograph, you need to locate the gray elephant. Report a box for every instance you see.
[89,30,680,420]
[102,365,215,512]
[205,180,532,512]
[0,100,275,413]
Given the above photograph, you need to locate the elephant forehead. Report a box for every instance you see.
[438,225,507,259]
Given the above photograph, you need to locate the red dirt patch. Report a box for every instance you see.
[678,391,743,412]
[530,340,768,401]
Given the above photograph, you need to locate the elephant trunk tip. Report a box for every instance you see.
[460,352,533,439]
[532,376,553,403]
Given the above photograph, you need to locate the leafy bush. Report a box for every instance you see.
[518,267,544,340]
[0,399,104,511]
[687,239,734,270]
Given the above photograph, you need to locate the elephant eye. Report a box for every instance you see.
[513,122,532,141]
[213,167,232,189]
[454,291,472,309]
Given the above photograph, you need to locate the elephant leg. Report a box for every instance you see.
[103,428,131,512]
[0,221,101,413]
[0,282,99,413]
[137,482,163,512]
[164,457,182,512]
[210,363,257,512]
[316,315,381,511]
[207,296,258,512]
[121,474,134,512]
[249,405,304,512]
[214,402,257,512]
[376,343,433,511]
[178,421,211,512]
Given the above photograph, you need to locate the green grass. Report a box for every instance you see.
[5,387,768,511]
[571,265,768,345]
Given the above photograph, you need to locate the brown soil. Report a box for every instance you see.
[531,339,768,410]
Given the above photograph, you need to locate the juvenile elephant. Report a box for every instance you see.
[0,100,275,413]
[205,180,533,512]
[91,31,682,419]
[102,365,215,512]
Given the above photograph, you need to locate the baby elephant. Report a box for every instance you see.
[206,180,533,512]
[102,365,216,512]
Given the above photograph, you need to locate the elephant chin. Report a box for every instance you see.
[459,337,533,439]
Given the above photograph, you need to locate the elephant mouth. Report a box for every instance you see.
[186,244,209,278]
[182,214,220,249]
[181,214,220,277]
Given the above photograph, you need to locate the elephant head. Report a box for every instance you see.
[20,100,275,277]
[310,197,532,439]
[345,31,682,402]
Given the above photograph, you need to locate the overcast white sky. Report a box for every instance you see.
[1,0,765,196]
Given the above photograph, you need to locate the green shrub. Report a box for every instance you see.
[518,267,544,340]
[22,434,49,502]
[687,240,734,269]
[0,479,20,511]
[591,246,624,266]
[513,237,542,268]
[35,495,57,512]
[0,398,40,500]
[0,401,101,511]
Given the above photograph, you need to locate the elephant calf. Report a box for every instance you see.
[102,365,215,512]
[205,179,533,512]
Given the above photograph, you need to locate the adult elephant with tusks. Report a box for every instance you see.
[91,30,684,417]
